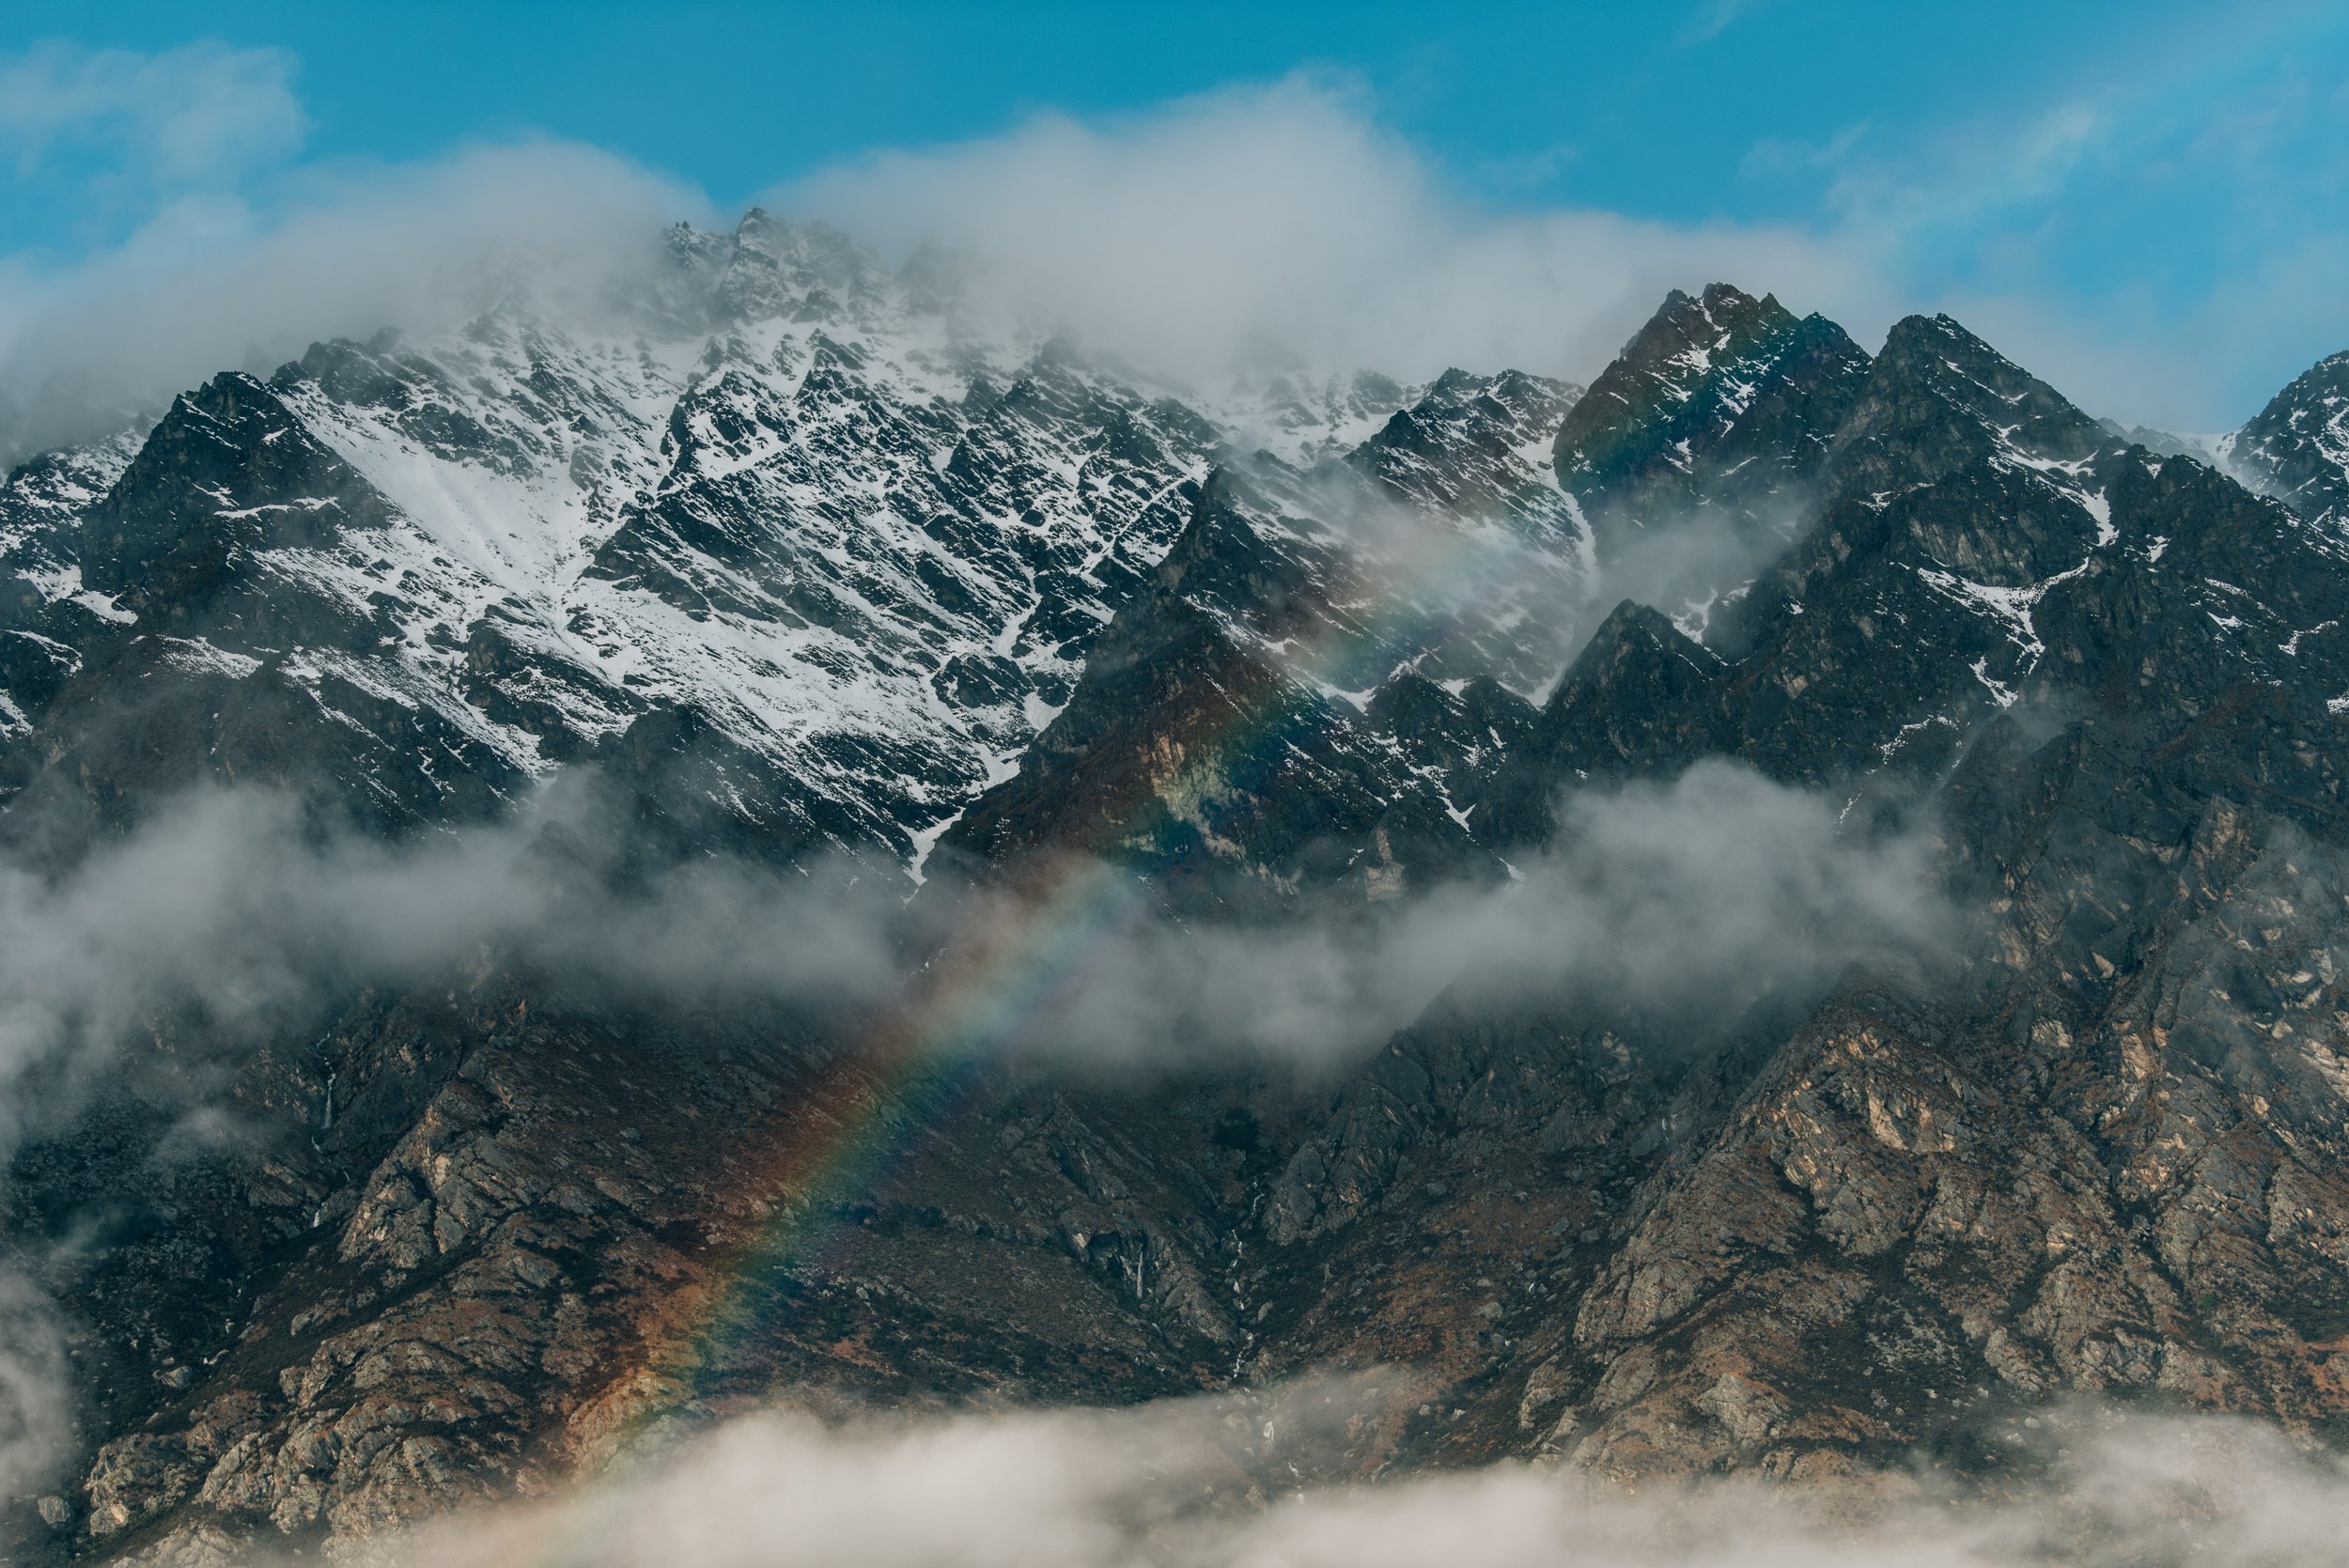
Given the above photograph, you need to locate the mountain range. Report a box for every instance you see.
[6,211,2349,1562]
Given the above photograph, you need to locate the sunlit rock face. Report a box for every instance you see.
[9,235,2349,1562]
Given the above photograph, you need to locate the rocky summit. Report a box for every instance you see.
[6,221,2349,1562]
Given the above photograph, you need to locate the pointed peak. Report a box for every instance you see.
[2249,343,2349,413]
[1584,598,1722,664]
[1825,312,2108,505]
[1881,311,2011,365]
[1696,280,1769,316]
[1553,285,1868,524]
[1610,283,1797,372]
[2231,341,2349,523]
[182,369,279,418]
[1868,312,2092,429]
[1684,280,1785,328]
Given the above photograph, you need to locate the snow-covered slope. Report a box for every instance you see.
[0,211,1574,872]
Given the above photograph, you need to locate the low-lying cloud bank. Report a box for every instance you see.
[0,736,1954,1518]
[0,760,1952,1152]
[0,783,914,1152]
[197,1389,2349,1568]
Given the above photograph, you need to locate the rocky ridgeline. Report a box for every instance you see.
[0,211,1465,874]
[6,255,2349,1562]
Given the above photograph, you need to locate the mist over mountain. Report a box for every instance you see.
[4,184,2349,1568]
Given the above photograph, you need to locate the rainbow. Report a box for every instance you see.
[639,848,1150,1417]
[533,459,1589,1551]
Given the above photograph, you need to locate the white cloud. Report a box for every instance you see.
[761,60,2345,430]
[0,39,306,186]
[1676,0,1771,47]
[777,77,1893,392]
[3,38,2343,462]
[762,46,2349,429]
[0,72,1909,461]
[0,136,708,456]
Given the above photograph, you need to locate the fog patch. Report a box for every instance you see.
[0,784,924,1162]
[991,760,1955,1075]
[1585,494,1823,655]
[0,1266,71,1510]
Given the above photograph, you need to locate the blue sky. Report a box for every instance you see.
[4,1,2348,430]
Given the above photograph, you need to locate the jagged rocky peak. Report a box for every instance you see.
[1551,281,1870,541]
[79,372,392,626]
[937,360,1601,893]
[1822,311,2111,507]
[1352,366,1580,519]
[2229,345,2349,530]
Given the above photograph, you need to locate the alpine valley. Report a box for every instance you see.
[8,210,2349,1563]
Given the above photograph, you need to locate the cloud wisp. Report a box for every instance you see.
[0,39,306,190]
[999,760,1953,1075]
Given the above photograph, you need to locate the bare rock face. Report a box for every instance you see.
[1552,283,1869,539]
[8,262,2349,1562]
